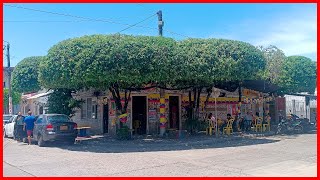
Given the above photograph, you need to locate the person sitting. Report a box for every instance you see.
[220,114,231,131]
[208,113,216,124]
[263,113,271,125]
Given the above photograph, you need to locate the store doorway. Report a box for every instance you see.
[132,96,147,135]
[169,96,180,130]
[103,104,109,133]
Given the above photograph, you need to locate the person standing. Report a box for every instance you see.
[244,111,253,132]
[14,112,24,141]
[23,111,36,145]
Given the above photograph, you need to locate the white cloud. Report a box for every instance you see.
[253,18,316,57]
[208,7,317,60]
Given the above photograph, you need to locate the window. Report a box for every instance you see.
[36,115,44,124]
[47,115,71,122]
[87,98,92,119]
[92,100,97,119]
[81,100,87,119]
[81,98,97,119]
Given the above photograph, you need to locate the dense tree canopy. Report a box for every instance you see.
[277,56,316,94]
[3,88,21,108]
[175,38,266,87]
[39,34,177,90]
[175,38,266,122]
[12,56,43,93]
[258,45,286,84]
[39,34,177,114]
[46,89,83,116]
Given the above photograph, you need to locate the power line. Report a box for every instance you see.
[4,4,191,38]
[118,13,157,33]
[4,20,93,23]
[4,4,139,26]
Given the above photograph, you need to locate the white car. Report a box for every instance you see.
[4,115,25,138]
[3,114,13,126]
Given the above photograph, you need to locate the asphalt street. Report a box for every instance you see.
[3,133,317,177]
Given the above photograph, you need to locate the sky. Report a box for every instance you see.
[3,3,317,66]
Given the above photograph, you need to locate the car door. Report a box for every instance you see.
[4,117,12,136]
[6,116,14,137]
[33,115,43,140]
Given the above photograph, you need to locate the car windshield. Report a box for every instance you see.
[3,115,12,121]
[47,115,71,122]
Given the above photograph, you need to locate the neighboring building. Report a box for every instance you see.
[284,95,306,118]
[284,91,317,122]
[20,90,52,115]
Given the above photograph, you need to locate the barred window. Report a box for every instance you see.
[87,98,92,119]
[81,100,87,119]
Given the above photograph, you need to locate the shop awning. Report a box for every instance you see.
[27,91,53,100]
[213,80,279,94]
[242,80,279,94]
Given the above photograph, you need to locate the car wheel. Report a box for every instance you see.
[4,129,8,138]
[13,132,16,140]
[37,135,46,147]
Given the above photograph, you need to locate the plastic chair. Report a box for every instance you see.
[133,120,141,134]
[223,119,234,135]
[263,119,271,132]
[206,120,215,136]
[255,117,263,132]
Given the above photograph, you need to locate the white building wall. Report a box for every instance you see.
[284,95,306,118]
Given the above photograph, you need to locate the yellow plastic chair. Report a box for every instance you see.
[223,119,234,135]
[206,120,215,136]
[133,120,141,134]
[255,117,263,132]
[263,118,271,132]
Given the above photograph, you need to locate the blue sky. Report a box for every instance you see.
[4,3,317,66]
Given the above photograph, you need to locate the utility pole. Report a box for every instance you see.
[6,42,13,115]
[157,10,166,136]
[157,10,163,36]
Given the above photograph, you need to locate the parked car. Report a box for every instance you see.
[4,115,26,139]
[31,114,78,147]
[3,114,13,126]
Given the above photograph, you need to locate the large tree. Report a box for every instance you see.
[46,89,83,116]
[277,56,316,94]
[11,56,44,93]
[176,38,266,118]
[257,45,286,84]
[3,88,21,110]
[40,34,177,118]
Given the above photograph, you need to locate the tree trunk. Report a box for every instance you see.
[204,87,212,111]
[109,83,131,129]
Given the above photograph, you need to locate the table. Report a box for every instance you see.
[76,126,91,137]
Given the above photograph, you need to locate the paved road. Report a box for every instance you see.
[3,133,317,177]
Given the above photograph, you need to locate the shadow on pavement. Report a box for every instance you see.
[41,134,282,153]
[274,130,317,139]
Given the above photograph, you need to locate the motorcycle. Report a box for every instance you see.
[276,118,303,134]
[290,114,316,133]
